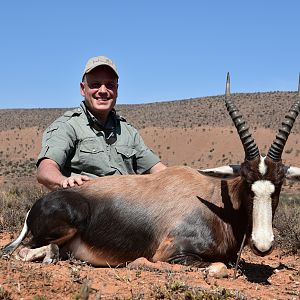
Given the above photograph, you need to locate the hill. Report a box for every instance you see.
[0,91,300,190]
[0,91,299,131]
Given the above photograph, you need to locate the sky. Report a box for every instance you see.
[0,0,299,109]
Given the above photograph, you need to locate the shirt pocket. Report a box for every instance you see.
[115,145,137,174]
[78,139,108,175]
[115,146,137,158]
[79,139,104,155]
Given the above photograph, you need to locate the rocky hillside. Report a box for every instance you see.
[1,91,300,189]
[0,91,299,131]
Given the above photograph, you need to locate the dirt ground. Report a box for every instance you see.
[0,233,299,300]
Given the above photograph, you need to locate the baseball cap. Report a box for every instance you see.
[82,56,118,79]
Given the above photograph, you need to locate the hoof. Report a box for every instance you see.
[14,244,59,263]
[43,244,59,264]
[16,247,31,261]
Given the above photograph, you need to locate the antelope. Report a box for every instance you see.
[3,74,300,272]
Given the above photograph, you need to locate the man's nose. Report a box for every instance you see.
[98,84,108,94]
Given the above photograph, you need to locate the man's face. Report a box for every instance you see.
[80,66,118,118]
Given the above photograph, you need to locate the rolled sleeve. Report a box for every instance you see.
[37,121,76,169]
[132,130,160,174]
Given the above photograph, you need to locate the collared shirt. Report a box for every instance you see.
[37,101,160,177]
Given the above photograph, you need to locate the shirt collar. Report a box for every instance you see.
[81,101,117,131]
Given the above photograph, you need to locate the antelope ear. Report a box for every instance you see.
[285,166,300,181]
[198,165,241,179]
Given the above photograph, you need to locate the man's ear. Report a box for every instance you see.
[80,82,85,97]
[198,165,241,179]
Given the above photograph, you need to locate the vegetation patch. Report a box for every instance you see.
[274,193,300,255]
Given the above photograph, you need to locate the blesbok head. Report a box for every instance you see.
[200,73,300,256]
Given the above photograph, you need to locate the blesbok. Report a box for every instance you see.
[3,74,300,272]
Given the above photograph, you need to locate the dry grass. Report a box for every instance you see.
[0,184,45,233]
[148,281,246,300]
[274,193,300,254]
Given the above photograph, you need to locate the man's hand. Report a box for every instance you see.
[61,175,90,188]
[37,158,91,191]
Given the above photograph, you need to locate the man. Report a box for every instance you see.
[37,56,166,190]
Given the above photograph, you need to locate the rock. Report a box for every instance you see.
[205,262,228,278]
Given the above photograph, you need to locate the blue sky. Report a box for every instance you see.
[0,0,299,109]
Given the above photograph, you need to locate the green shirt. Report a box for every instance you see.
[37,102,160,177]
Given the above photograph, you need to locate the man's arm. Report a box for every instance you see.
[37,158,90,191]
[147,162,167,174]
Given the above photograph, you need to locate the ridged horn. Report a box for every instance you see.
[267,74,300,161]
[224,73,260,161]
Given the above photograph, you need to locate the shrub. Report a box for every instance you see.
[274,193,300,254]
[0,184,45,232]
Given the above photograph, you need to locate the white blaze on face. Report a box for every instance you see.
[251,180,275,253]
[258,155,267,176]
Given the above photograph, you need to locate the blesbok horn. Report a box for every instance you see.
[267,74,300,161]
[224,73,260,160]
